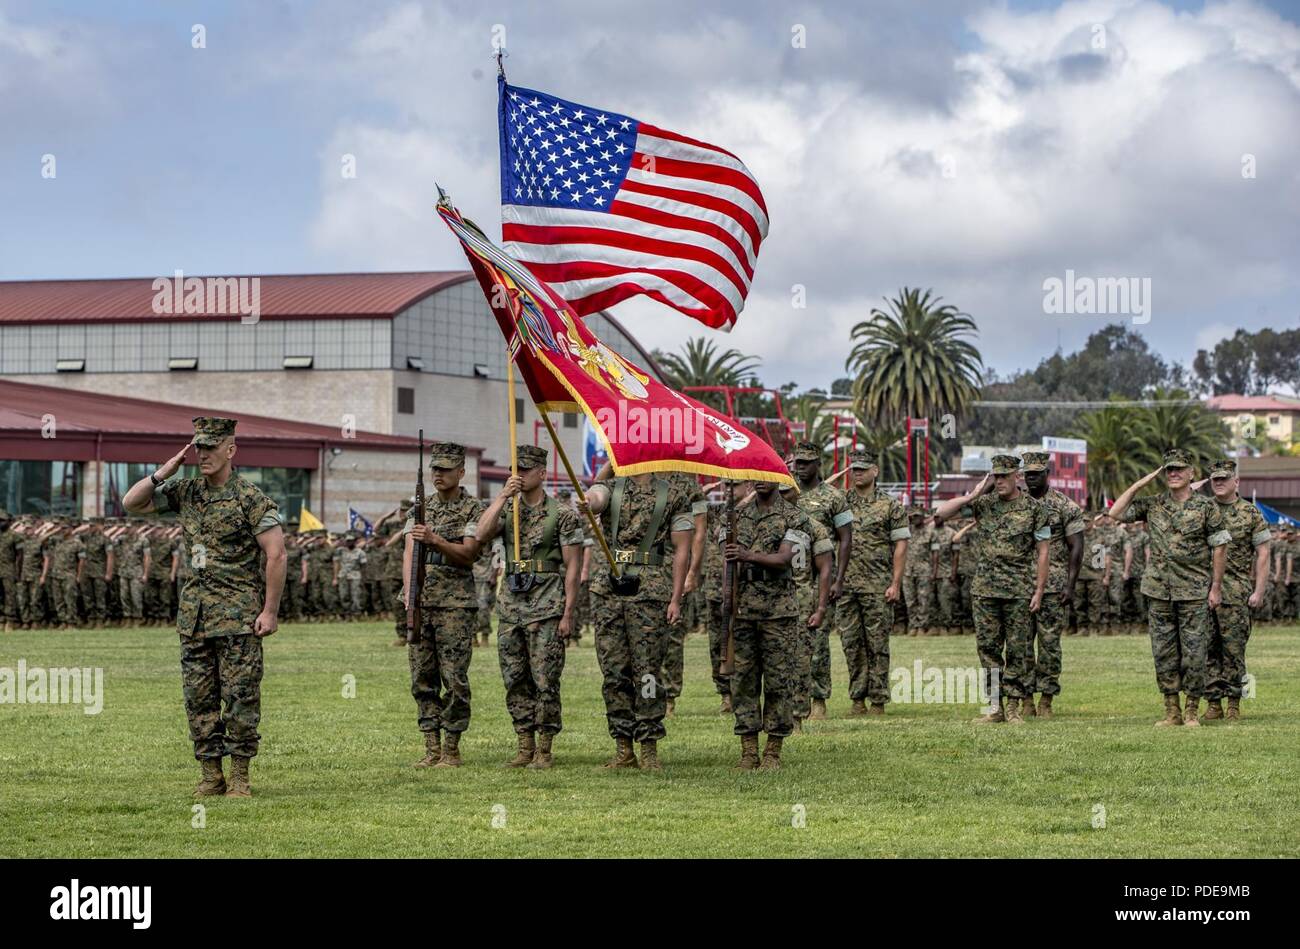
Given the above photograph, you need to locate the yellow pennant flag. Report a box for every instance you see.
[298,508,324,533]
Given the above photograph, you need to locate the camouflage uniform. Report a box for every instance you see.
[952,524,977,632]
[792,471,853,705]
[590,474,693,744]
[384,511,409,638]
[115,531,147,623]
[702,504,730,698]
[1116,461,1230,701]
[495,486,583,736]
[839,476,909,706]
[791,514,833,717]
[337,542,366,616]
[406,471,483,738]
[1205,482,1269,702]
[0,515,18,628]
[472,540,501,644]
[80,526,111,625]
[1122,526,1149,629]
[1073,524,1111,634]
[660,474,707,704]
[902,516,934,633]
[306,537,336,619]
[930,522,957,630]
[282,538,305,621]
[361,539,386,617]
[967,462,1052,703]
[153,424,281,761]
[48,530,84,626]
[1024,463,1085,698]
[730,492,810,738]
[18,530,48,625]
[147,532,178,622]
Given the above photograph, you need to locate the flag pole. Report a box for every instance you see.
[537,408,623,578]
[507,363,522,560]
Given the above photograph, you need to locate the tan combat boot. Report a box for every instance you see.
[603,737,638,769]
[719,694,733,714]
[1005,697,1025,724]
[505,732,535,768]
[527,733,554,770]
[1203,698,1224,721]
[759,736,783,771]
[849,699,868,716]
[665,698,675,718]
[414,730,441,767]
[736,734,760,770]
[193,758,227,797]
[226,756,252,797]
[435,731,463,766]
[792,717,803,733]
[973,701,1005,724]
[1182,695,1200,727]
[868,702,885,716]
[391,636,407,647]
[3,620,13,633]
[638,739,661,771]
[1037,694,1053,720]
[1226,697,1241,721]
[1154,694,1183,727]
[808,698,827,720]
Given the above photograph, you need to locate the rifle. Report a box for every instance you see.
[719,481,738,676]
[405,429,427,645]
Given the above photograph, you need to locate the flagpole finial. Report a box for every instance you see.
[435,183,451,209]
[495,46,507,78]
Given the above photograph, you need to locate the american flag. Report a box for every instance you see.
[497,77,768,331]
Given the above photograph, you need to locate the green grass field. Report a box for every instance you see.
[2,622,1298,858]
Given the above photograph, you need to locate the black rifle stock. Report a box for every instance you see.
[405,430,427,645]
[719,482,738,676]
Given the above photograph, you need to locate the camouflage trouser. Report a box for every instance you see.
[1251,580,1273,624]
[179,632,263,759]
[475,578,496,637]
[118,576,144,620]
[1146,597,1210,698]
[146,577,173,620]
[388,579,405,635]
[731,614,797,737]
[707,598,729,696]
[1123,578,1146,626]
[306,578,328,616]
[0,577,17,622]
[365,580,385,616]
[593,595,670,742]
[810,585,831,700]
[973,595,1033,700]
[281,579,304,620]
[1028,593,1066,696]
[51,577,80,625]
[18,580,45,624]
[1205,603,1251,700]
[339,578,363,615]
[409,607,475,734]
[836,590,891,704]
[791,583,816,717]
[1075,579,1108,631]
[934,576,957,628]
[80,577,108,621]
[573,579,590,639]
[661,618,685,699]
[902,575,931,630]
[955,575,974,629]
[498,615,567,734]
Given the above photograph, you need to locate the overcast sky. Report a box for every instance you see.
[3,0,1298,391]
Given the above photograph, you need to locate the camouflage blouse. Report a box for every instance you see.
[1118,492,1230,601]
[1036,489,1085,593]
[966,492,1052,599]
[405,488,483,610]
[734,493,811,620]
[590,474,695,602]
[156,474,281,638]
[496,496,584,624]
[1214,496,1270,607]
[843,486,909,594]
[795,481,853,581]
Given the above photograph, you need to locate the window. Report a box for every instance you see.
[563,412,578,428]
[1270,416,1280,427]
[397,387,415,414]
[0,460,81,516]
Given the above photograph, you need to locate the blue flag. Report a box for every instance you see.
[348,507,373,537]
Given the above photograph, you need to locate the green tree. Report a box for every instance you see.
[846,287,983,428]
[1068,405,1143,508]
[653,337,761,412]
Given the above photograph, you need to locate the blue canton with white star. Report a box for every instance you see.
[499,79,640,211]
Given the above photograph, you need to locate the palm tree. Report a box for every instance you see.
[654,337,761,413]
[846,288,984,428]
[786,391,836,452]
[1132,387,1231,472]
[1069,405,1143,508]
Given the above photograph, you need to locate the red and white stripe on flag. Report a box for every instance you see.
[498,80,768,332]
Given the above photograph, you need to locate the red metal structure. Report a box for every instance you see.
[681,386,800,458]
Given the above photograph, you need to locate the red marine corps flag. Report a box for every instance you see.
[497,76,768,332]
[437,195,791,485]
